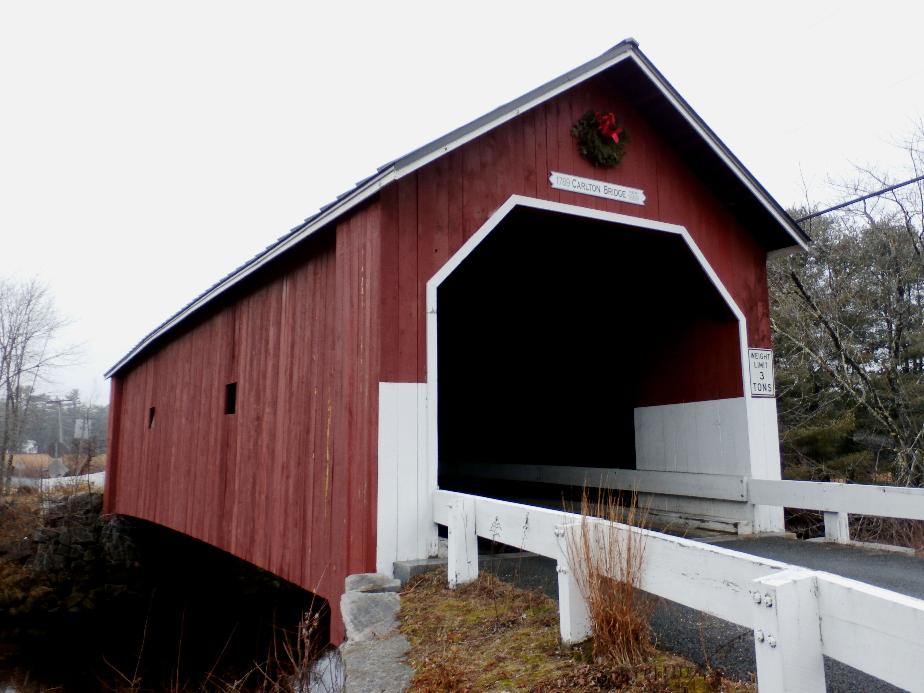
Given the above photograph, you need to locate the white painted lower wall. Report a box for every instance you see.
[376,382,438,577]
[633,396,784,532]
[379,383,786,555]
[634,397,750,476]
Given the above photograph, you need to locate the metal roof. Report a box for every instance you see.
[106,38,808,378]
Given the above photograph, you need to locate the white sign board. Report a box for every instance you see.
[748,348,775,398]
[549,171,645,206]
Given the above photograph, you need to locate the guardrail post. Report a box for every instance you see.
[556,524,591,645]
[448,496,478,587]
[823,511,850,544]
[752,569,825,692]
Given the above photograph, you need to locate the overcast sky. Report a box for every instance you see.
[3,1,923,404]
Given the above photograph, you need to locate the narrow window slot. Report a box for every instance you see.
[225,382,237,415]
[148,406,156,429]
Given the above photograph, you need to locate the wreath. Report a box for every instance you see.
[571,110,629,168]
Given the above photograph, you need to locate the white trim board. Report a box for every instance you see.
[750,478,924,520]
[376,382,437,576]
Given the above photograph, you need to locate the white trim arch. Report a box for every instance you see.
[424,194,783,533]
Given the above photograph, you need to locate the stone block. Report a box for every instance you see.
[341,591,400,643]
[344,572,401,594]
[392,557,446,586]
[341,633,412,692]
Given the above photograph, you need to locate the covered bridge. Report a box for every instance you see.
[104,39,808,642]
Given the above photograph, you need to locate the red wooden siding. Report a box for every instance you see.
[107,63,781,645]
[380,71,772,387]
[107,204,381,643]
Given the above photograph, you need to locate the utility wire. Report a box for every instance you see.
[795,173,924,223]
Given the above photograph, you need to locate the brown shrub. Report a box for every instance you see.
[566,489,652,667]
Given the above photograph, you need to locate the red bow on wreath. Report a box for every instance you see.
[595,111,623,144]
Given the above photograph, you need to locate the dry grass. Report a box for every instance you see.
[9,452,106,477]
[0,495,45,622]
[567,489,652,668]
[10,454,52,478]
[0,494,44,595]
[400,569,752,692]
[850,515,924,551]
[254,604,341,693]
[0,494,42,542]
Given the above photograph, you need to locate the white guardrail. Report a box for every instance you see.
[750,478,924,544]
[434,489,924,693]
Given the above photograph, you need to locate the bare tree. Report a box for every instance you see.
[770,127,924,486]
[0,278,73,492]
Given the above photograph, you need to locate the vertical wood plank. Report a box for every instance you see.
[448,495,478,587]
[417,155,450,382]
[534,103,549,201]
[824,512,850,544]
[375,382,399,576]
[521,109,538,197]
[447,150,465,258]
[365,203,383,573]
[397,177,418,381]
[559,525,591,645]
[416,383,436,558]
[394,383,419,560]
[752,570,826,692]
[333,215,353,584]
[379,184,400,381]
[544,102,560,203]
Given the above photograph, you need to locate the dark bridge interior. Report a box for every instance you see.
[436,206,742,496]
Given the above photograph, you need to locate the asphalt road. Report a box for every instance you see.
[482,537,924,692]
